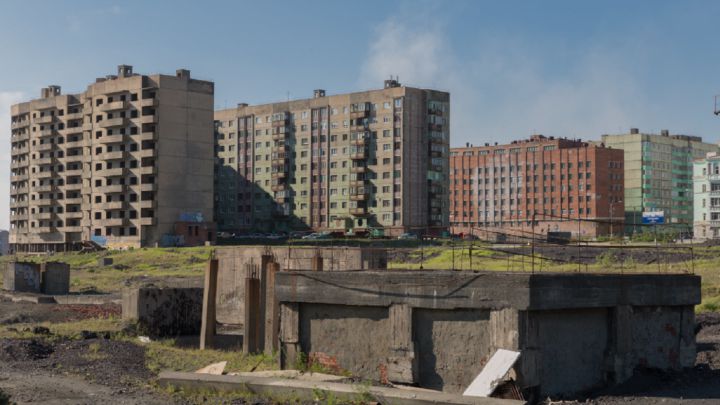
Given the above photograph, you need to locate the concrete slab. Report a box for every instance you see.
[196,361,226,375]
[227,370,349,382]
[158,371,525,405]
[463,349,520,397]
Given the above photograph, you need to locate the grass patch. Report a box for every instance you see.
[144,339,276,374]
[0,247,213,293]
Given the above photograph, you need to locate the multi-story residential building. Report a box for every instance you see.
[692,152,720,240]
[214,80,449,236]
[9,65,215,252]
[602,128,718,234]
[450,135,625,239]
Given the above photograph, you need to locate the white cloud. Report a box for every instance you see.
[0,91,25,231]
[360,17,654,146]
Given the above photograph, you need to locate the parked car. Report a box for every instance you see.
[397,232,418,240]
[302,231,333,240]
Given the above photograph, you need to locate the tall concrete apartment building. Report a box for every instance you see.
[450,135,625,238]
[9,65,215,252]
[214,80,449,236]
[692,152,720,240]
[602,128,718,233]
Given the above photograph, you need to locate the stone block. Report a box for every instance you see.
[41,262,70,295]
[3,262,41,293]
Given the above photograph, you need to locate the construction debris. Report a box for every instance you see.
[463,349,521,397]
[195,361,226,375]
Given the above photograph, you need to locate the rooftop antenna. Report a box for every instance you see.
[287,91,290,101]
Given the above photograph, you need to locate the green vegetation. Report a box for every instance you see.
[0,247,212,293]
[144,339,276,374]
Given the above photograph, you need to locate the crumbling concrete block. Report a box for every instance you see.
[41,262,70,295]
[3,262,41,293]
[122,285,203,337]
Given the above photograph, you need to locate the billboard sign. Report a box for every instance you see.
[641,211,665,225]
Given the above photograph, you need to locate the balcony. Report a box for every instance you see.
[98,184,124,194]
[102,218,125,226]
[62,126,84,136]
[35,171,54,179]
[35,184,57,193]
[140,183,156,192]
[350,180,366,188]
[271,171,287,179]
[64,197,83,205]
[98,151,125,161]
[35,115,55,124]
[139,115,157,124]
[35,143,55,152]
[140,98,158,107]
[99,117,128,128]
[11,160,27,170]
[97,134,125,144]
[99,100,126,112]
[139,217,156,226]
[11,213,28,221]
[349,207,369,216]
[65,138,85,148]
[350,150,367,160]
[10,200,28,209]
[349,110,369,119]
[64,211,84,219]
[11,120,29,129]
[351,165,367,174]
[61,226,84,233]
[13,146,29,155]
[12,132,29,142]
[138,149,155,159]
[35,226,56,234]
[140,131,157,141]
[99,201,124,210]
[11,187,28,195]
[38,128,57,138]
[351,137,368,147]
[64,182,82,191]
[64,168,83,177]
[96,167,124,177]
[65,111,84,120]
[271,183,287,192]
[350,193,368,201]
[36,212,55,220]
[34,157,54,165]
[272,133,287,142]
[11,174,29,182]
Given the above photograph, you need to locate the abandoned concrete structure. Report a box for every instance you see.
[213,246,387,325]
[3,261,70,295]
[213,81,450,236]
[9,65,215,252]
[274,270,700,397]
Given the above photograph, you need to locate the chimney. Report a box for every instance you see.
[466,142,470,147]
[630,128,639,134]
[661,129,669,136]
[118,64,133,78]
[176,69,191,79]
[313,89,326,98]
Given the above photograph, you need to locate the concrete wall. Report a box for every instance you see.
[41,262,70,295]
[122,285,203,337]
[214,246,387,325]
[275,271,700,397]
[3,262,41,293]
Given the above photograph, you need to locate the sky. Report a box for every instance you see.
[2,0,720,229]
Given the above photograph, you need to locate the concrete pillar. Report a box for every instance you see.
[605,305,633,384]
[244,263,261,354]
[279,302,300,369]
[312,255,323,272]
[258,255,272,352]
[199,259,218,350]
[264,261,280,355]
[386,304,418,384]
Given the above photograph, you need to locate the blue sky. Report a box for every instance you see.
[2,0,720,229]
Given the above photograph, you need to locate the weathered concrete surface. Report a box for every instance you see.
[158,371,525,405]
[3,262,41,293]
[122,283,203,337]
[41,262,70,295]
[214,246,387,325]
[275,270,701,397]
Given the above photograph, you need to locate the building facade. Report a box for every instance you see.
[602,129,718,234]
[9,65,215,252]
[214,80,449,236]
[450,135,625,239]
[692,153,720,240]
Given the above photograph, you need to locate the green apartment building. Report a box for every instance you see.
[602,128,718,234]
[213,80,450,236]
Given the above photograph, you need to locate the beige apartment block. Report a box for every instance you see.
[214,80,450,237]
[9,65,214,252]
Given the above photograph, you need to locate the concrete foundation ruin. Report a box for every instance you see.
[274,270,700,397]
[3,261,70,295]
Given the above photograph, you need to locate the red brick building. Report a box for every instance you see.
[450,135,624,239]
